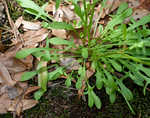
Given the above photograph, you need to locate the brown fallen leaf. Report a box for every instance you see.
[45,3,54,12]
[24,86,40,96]
[124,0,150,22]
[1,57,29,73]
[15,16,23,29]
[52,29,67,39]
[8,99,38,115]
[22,20,41,31]
[15,16,41,31]
[140,0,150,11]
[0,62,16,86]
[22,28,48,48]
[0,93,11,114]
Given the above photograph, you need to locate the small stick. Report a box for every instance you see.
[2,0,23,44]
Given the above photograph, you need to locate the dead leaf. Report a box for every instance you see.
[22,28,48,48]
[13,72,24,82]
[45,3,54,12]
[61,6,75,21]
[52,29,67,39]
[8,99,38,115]
[139,0,150,11]
[24,86,40,96]
[15,16,23,29]
[22,20,41,31]
[2,57,28,73]
[0,93,11,114]
[125,0,150,22]
[0,62,16,86]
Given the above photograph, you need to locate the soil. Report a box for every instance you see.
[1,80,150,118]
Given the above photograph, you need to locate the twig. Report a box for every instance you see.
[2,0,23,45]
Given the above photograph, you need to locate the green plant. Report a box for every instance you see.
[16,0,150,114]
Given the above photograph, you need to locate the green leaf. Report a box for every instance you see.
[16,0,41,11]
[48,37,73,45]
[42,50,51,61]
[78,66,86,80]
[42,22,74,30]
[103,69,116,90]
[34,89,45,100]
[48,67,63,81]
[56,0,61,10]
[88,90,94,108]
[109,59,122,72]
[37,61,48,91]
[117,80,133,101]
[109,93,116,104]
[136,64,150,77]
[117,2,128,15]
[143,82,149,96]
[128,15,150,30]
[129,41,144,50]
[16,0,52,20]
[72,2,84,22]
[16,48,50,59]
[76,78,82,89]
[91,90,102,109]
[42,39,51,61]
[104,8,132,31]
[95,71,104,89]
[82,48,88,58]
[129,72,144,86]
[21,71,37,81]
[65,76,72,87]
[98,24,103,33]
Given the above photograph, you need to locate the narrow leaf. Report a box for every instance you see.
[117,2,128,15]
[34,89,45,100]
[56,0,61,10]
[91,90,102,109]
[42,22,74,30]
[21,71,37,81]
[117,80,133,101]
[16,48,50,59]
[88,91,94,108]
[109,93,116,104]
[48,37,73,45]
[109,59,122,72]
[95,71,104,89]
[82,48,88,59]
[76,78,82,89]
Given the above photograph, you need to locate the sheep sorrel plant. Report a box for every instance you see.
[15,0,150,114]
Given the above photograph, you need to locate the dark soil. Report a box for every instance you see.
[1,80,150,118]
